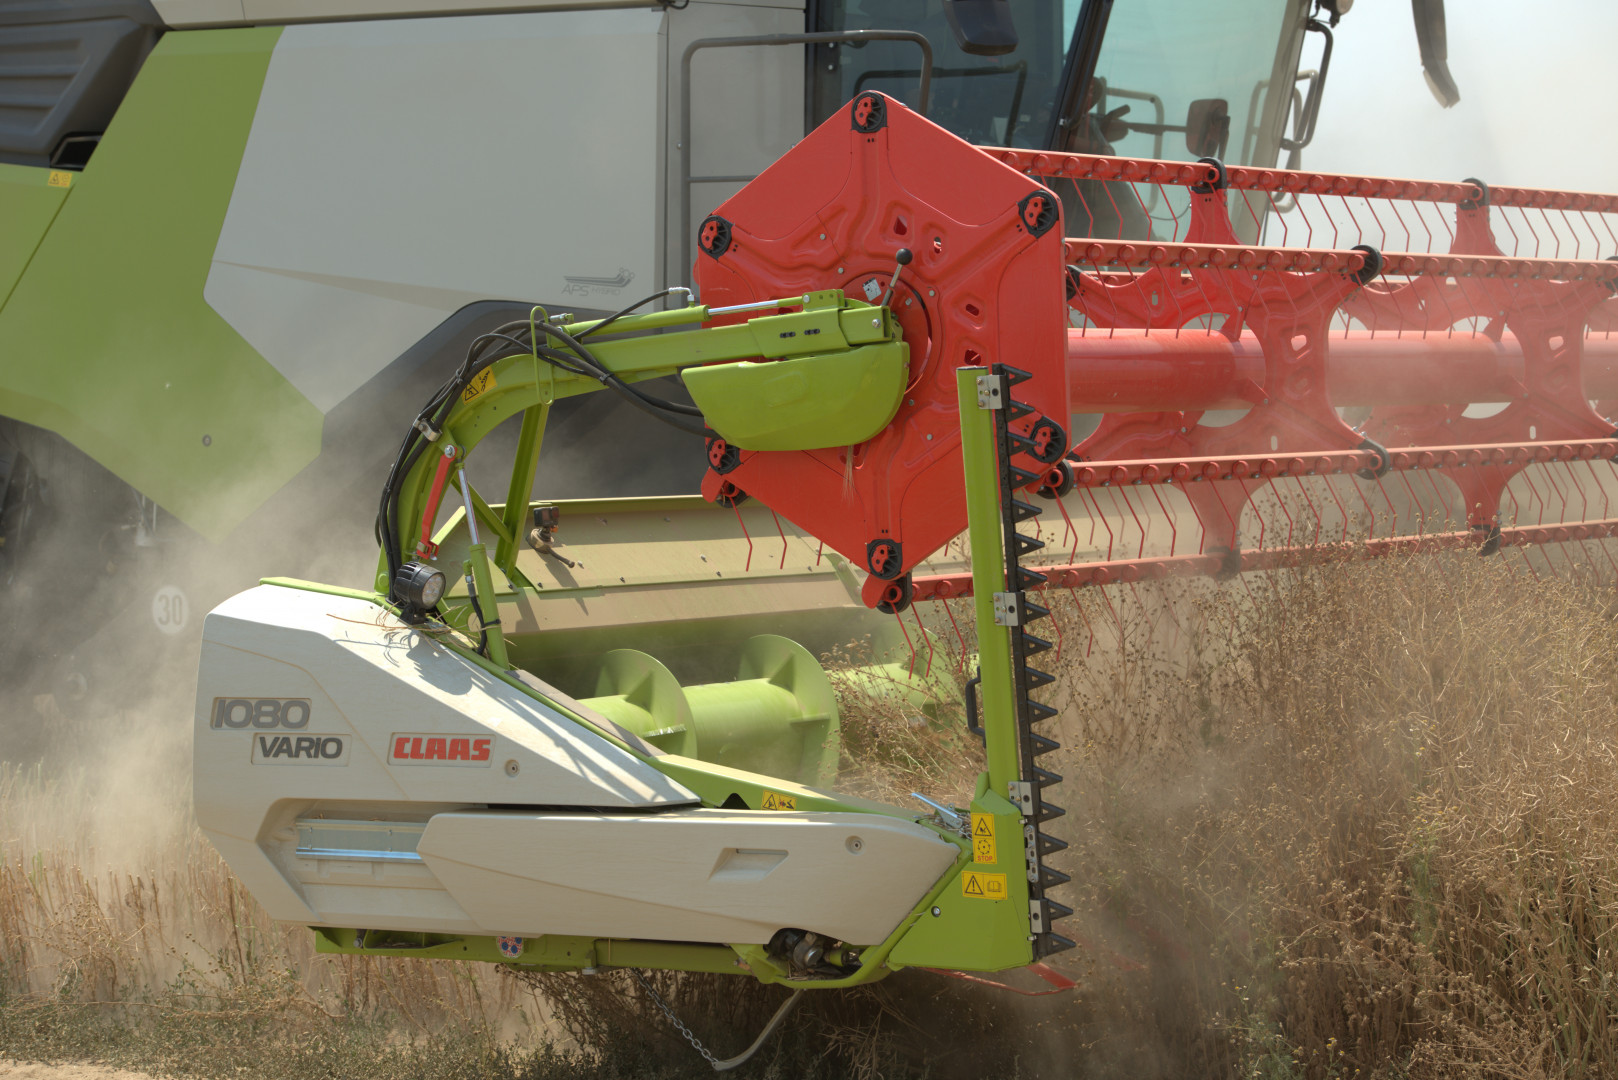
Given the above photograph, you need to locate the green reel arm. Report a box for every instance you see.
[378,290,909,607]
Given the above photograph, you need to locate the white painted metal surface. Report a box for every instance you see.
[194,582,697,926]
[418,808,958,943]
[204,10,667,412]
[193,582,955,945]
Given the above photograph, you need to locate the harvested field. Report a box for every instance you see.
[6,546,1618,1078]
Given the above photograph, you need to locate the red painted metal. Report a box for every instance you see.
[912,517,1618,603]
[689,113,1618,607]
[1066,331,1618,413]
[987,146,1618,214]
[693,91,1068,591]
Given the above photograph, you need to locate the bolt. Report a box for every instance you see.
[931,906,942,917]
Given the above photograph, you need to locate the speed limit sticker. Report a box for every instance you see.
[152,585,189,635]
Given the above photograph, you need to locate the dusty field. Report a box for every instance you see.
[2,1063,159,1080]
[6,544,1618,1078]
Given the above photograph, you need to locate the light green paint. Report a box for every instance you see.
[0,165,70,309]
[888,789,1032,971]
[0,27,323,542]
[684,344,908,451]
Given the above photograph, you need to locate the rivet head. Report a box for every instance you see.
[930,906,942,917]
[504,759,520,776]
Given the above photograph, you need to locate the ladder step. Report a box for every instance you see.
[1010,498,1041,522]
[1029,732,1061,756]
[1012,533,1045,555]
[1007,431,1040,455]
[1027,700,1058,722]
[1038,933,1077,957]
[1018,567,1048,589]
[1022,633,1053,656]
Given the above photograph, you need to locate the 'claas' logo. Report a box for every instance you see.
[389,733,494,767]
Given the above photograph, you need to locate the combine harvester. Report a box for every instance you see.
[194,85,1618,1061]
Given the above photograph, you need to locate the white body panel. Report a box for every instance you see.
[195,583,955,945]
[419,809,957,943]
[202,3,803,414]
[154,0,798,30]
[205,10,667,412]
[195,583,696,925]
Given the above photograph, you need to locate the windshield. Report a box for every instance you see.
[812,0,1297,192]
[811,0,1076,149]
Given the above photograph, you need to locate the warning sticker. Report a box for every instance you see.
[47,170,71,188]
[461,368,497,403]
[971,812,998,864]
[961,870,1008,900]
[760,791,797,811]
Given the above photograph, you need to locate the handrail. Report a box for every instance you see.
[679,30,934,286]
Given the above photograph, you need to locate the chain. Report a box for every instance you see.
[634,968,722,1069]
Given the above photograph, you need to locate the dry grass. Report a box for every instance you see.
[6,545,1618,1078]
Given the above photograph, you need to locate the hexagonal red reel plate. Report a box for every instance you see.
[693,92,1069,604]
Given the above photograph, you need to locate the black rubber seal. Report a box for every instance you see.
[1355,436,1391,480]
[1017,190,1060,239]
[1459,176,1490,211]
[1350,244,1384,286]
[698,215,732,259]
[851,92,888,133]
[865,537,904,579]
[1190,156,1227,195]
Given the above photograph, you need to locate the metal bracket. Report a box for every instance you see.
[910,792,966,832]
[992,590,1023,626]
[1029,900,1047,934]
[976,374,1006,410]
[1007,780,1033,815]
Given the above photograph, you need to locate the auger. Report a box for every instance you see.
[194,90,1618,1029]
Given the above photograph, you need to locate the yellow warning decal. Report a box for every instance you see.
[760,791,796,811]
[961,869,1008,900]
[970,812,998,864]
[461,368,497,403]
[47,170,72,188]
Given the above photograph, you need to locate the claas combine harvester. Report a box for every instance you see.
[194,86,1618,1057]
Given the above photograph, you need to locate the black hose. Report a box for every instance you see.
[378,303,726,593]
[577,287,690,340]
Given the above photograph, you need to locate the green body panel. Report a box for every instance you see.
[888,791,1032,971]
[683,343,908,451]
[0,165,70,308]
[956,367,1023,795]
[0,28,322,542]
